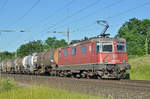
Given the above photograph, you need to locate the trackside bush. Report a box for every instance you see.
[0,78,18,92]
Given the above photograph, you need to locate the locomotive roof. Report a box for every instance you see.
[62,37,126,49]
[92,37,126,42]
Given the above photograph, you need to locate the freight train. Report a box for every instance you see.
[0,21,131,79]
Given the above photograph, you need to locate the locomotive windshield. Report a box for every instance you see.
[102,42,113,52]
[96,42,113,52]
[117,42,126,52]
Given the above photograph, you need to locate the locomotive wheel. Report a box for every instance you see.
[125,73,130,79]
[87,75,90,79]
[97,75,102,79]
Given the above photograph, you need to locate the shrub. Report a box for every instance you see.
[0,78,18,92]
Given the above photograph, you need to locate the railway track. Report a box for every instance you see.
[1,73,150,99]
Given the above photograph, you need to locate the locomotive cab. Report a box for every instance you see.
[96,39,128,64]
[95,38,130,78]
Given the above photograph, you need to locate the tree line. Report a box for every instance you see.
[116,18,150,56]
[1,18,150,61]
[0,37,67,61]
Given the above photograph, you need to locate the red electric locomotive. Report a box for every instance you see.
[57,21,130,79]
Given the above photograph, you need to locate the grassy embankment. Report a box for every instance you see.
[0,78,102,99]
[128,55,150,80]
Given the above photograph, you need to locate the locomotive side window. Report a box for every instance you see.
[72,48,76,55]
[64,49,68,56]
[102,42,113,52]
[96,42,101,53]
[117,42,126,52]
[81,46,86,53]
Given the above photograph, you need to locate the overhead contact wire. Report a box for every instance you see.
[0,0,8,11]
[41,0,74,23]
[73,0,150,33]
[9,0,41,27]
[62,0,124,32]
[50,0,102,30]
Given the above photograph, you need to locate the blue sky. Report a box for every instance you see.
[0,0,150,52]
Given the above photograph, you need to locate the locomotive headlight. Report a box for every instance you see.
[120,67,125,71]
[122,60,126,63]
[50,60,54,63]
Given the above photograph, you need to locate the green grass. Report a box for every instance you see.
[128,55,150,80]
[0,87,101,99]
[0,79,102,99]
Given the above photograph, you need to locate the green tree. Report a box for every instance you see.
[0,51,15,61]
[16,37,67,57]
[1,37,67,59]
[44,37,67,50]
[116,18,150,56]
[16,40,44,57]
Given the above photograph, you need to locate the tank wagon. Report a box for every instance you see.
[1,61,7,72]
[17,58,24,73]
[14,58,20,73]
[30,49,58,75]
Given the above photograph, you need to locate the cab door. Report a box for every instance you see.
[91,42,99,64]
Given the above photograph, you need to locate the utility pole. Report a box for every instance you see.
[0,51,2,62]
[48,28,70,44]
[67,28,70,44]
